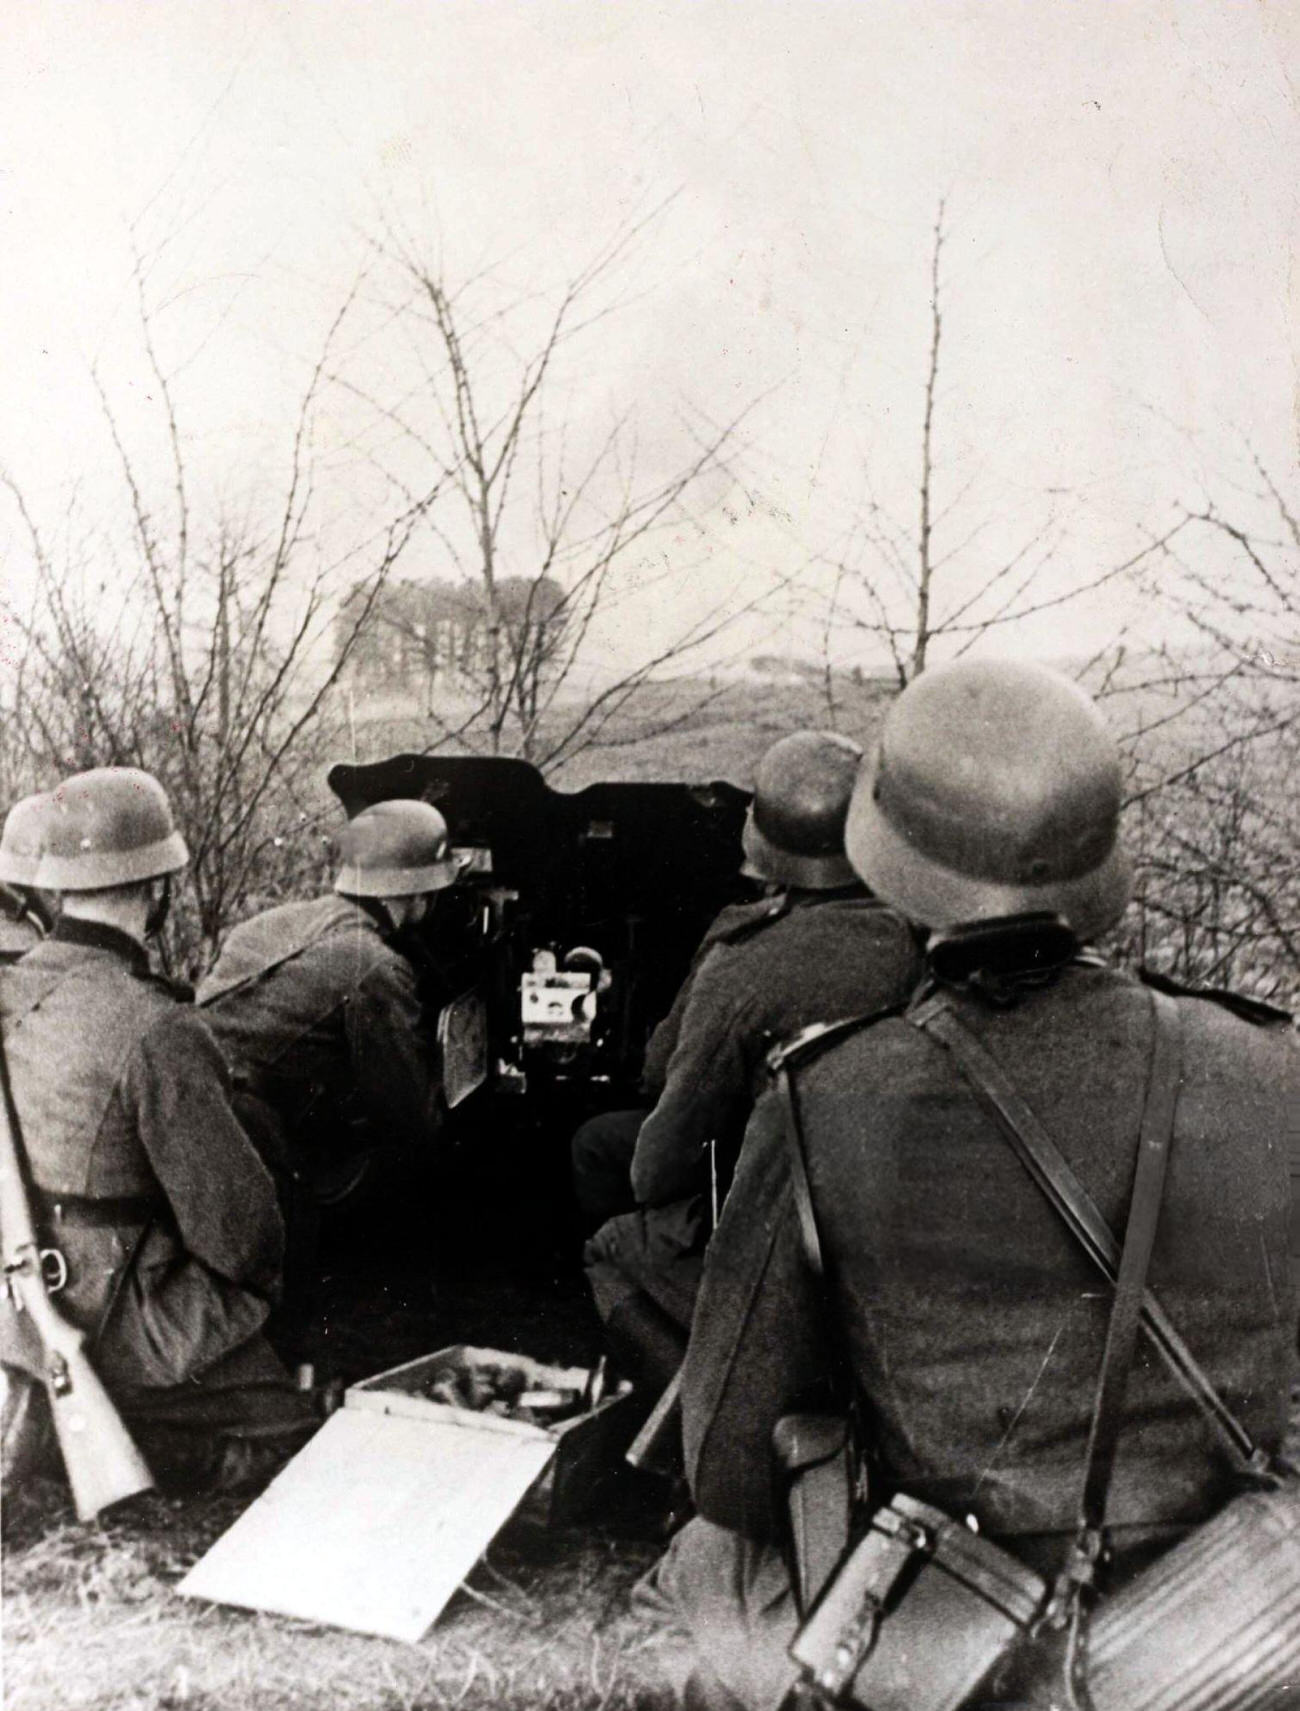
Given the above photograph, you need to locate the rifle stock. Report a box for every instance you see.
[0,1043,154,1520]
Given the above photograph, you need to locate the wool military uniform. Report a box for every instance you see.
[584,888,923,1331]
[648,961,1300,1710]
[571,892,794,1230]
[197,893,443,1349]
[198,894,442,1168]
[0,918,309,1485]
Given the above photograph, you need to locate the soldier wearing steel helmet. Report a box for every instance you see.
[582,730,922,1374]
[642,662,1299,1711]
[0,792,56,963]
[196,800,459,1333]
[0,767,312,1496]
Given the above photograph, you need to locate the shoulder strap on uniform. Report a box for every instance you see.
[767,1001,911,1080]
[1078,989,1181,1532]
[709,891,795,947]
[775,1055,827,1282]
[1140,965,1293,1028]
[768,997,914,1284]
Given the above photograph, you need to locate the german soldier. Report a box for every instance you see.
[197,800,459,1339]
[583,730,922,1381]
[0,792,56,963]
[643,661,1300,1710]
[570,827,812,1233]
[0,768,312,1498]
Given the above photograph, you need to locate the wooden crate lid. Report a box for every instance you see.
[178,1405,556,1642]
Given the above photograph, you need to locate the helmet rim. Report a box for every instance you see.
[741,808,859,891]
[333,855,462,898]
[37,830,190,892]
[0,793,50,887]
[846,736,1133,940]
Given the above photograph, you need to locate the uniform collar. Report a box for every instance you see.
[52,916,151,976]
[345,894,397,938]
[786,881,871,907]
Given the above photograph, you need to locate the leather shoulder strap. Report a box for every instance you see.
[1140,965,1292,1028]
[912,992,1262,1474]
[776,1059,827,1282]
[768,1002,911,1080]
[1077,989,1181,1530]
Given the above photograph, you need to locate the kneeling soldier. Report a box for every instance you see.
[197,800,458,1340]
[645,662,1300,1710]
[0,769,312,1498]
[584,730,923,1383]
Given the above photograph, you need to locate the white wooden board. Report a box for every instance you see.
[177,1407,555,1642]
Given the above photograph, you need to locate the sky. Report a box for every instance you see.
[1,0,1297,678]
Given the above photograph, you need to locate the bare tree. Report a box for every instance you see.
[815,202,1187,708]
[0,271,442,975]
[1104,460,1300,1002]
[334,213,763,771]
[808,205,1299,1003]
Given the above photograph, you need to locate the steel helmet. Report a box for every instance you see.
[0,793,51,887]
[845,659,1132,939]
[37,768,189,891]
[333,799,461,898]
[741,730,864,891]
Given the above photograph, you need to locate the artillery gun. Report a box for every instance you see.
[321,754,751,1225]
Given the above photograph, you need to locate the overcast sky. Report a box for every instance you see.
[2,1,1297,674]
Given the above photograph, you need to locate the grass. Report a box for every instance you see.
[3,1483,677,1711]
[2,1195,689,1711]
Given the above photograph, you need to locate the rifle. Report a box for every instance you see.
[0,1038,154,1520]
[626,1364,683,1475]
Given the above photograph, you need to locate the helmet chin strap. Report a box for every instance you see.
[144,874,173,941]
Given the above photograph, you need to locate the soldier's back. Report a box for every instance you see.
[729,960,1296,1551]
[711,890,920,1037]
[0,933,180,1198]
[198,894,408,1117]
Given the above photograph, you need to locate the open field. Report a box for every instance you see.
[346,670,898,793]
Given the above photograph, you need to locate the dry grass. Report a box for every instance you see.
[3,1479,679,1711]
[2,1222,685,1711]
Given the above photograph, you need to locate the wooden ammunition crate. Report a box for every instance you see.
[348,1344,643,1525]
[180,1342,644,1641]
